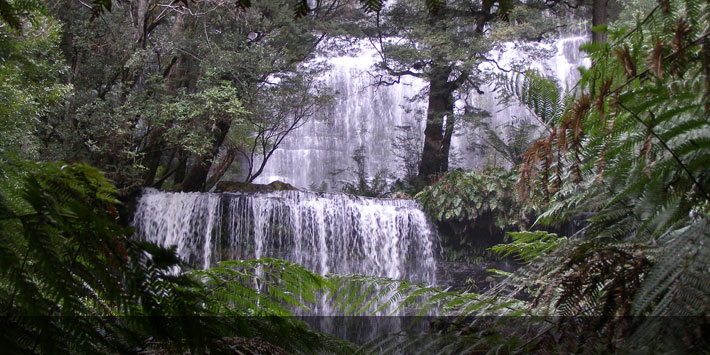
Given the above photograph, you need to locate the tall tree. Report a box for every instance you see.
[366,0,577,182]
[236,72,333,183]
[592,0,608,43]
[0,2,69,160]
[43,0,353,193]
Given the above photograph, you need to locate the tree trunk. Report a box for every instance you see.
[173,150,188,185]
[180,120,232,192]
[204,147,238,191]
[155,12,202,189]
[592,0,608,43]
[165,13,196,92]
[418,64,455,181]
[136,0,149,49]
[704,38,710,113]
[141,130,164,187]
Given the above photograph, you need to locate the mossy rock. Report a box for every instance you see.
[214,180,297,193]
[389,191,412,199]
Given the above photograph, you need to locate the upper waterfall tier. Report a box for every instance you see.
[132,188,439,285]
[251,35,589,189]
[250,43,427,190]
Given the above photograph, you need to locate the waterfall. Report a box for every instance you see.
[132,188,438,286]
[252,44,427,191]
[252,35,590,188]
[451,34,591,169]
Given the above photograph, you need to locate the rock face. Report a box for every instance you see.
[214,180,297,193]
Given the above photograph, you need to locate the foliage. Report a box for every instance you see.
[415,168,542,262]
[327,273,519,318]
[326,273,538,354]
[0,0,45,30]
[499,69,569,125]
[0,161,355,354]
[473,219,709,353]
[490,230,566,262]
[192,258,356,353]
[338,217,708,353]
[0,161,205,353]
[342,145,391,197]
[466,115,541,168]
[417,168,537,231]
[39,0,352,193]
[195,258,329,316]
[3,0,709,353]
[391,124,423,187]
[366,0,569,179]
[0,6,70,159]
[159,81,246,157]
[460,69,567,169]
[464,0,710,352]
[237,71,334,183]
[336,1,710,353]
[83,0,389,18]
[520,0,710,230]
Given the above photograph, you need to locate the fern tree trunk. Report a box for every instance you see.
[205,146,238,191]
[173,149,188,185]
[703,38,710,113]
[592,0,608,43]
[141,131,164,186]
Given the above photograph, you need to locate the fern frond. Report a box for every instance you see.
[490,231,567,262]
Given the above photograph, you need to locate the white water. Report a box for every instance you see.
[452,35,590,169]
[132,188,438,286]
[251,44,427,190]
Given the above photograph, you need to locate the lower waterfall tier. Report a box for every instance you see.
[132,188,439,286]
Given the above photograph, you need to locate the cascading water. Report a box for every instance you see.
[451,34,591,169]
[131,29,591,344]
[250,45,427,191]
[252,35,590,188]
[133,21,590,331]
[133,188,439,340]
[133,188,438,286]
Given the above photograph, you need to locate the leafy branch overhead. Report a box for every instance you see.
[78,0,382,18]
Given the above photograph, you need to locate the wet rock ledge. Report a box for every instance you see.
[214,180,298,193]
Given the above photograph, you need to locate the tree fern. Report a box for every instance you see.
[194,258,329,316]
[499,0,710,351]
[342,2,710,352]
[500,70,569,125]
[0,162,355,354]
[490,231,567,262]
[624,218,710,352]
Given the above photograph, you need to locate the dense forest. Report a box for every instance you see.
[1,0,709,353]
